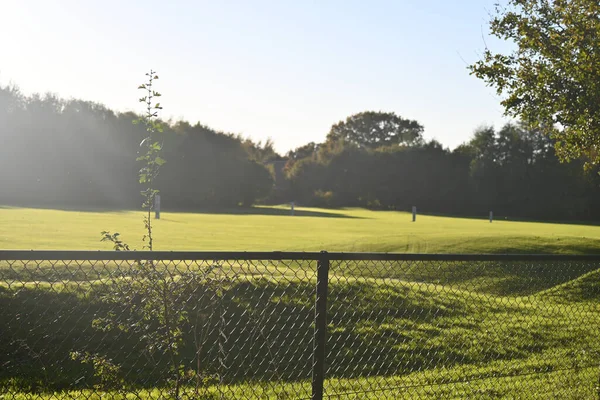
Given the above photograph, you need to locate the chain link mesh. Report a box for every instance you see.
[1,253,599,399]
[324,258,600,399]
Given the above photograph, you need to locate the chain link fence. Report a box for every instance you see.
[1,251,599,399]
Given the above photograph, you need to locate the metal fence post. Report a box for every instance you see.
[312,251,330,400]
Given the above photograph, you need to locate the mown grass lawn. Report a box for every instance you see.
[2,257,600,399]
[2,205,600,253]
[2,205,600,399]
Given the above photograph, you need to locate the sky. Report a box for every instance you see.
[1,0,513,153]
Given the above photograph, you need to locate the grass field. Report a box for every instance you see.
[2,205,600,398]
[2,205,600,253]
[2,258,599,398]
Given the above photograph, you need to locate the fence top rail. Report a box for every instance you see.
[1,250,600,262]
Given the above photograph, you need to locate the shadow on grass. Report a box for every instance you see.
[0,204,364,219]
[0,279,465,391]
[457,235,600,255]
[414,210,600,227]
[173,206,364,219]
[0,204,130,214]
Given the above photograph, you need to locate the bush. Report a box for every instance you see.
[312,190,335,207]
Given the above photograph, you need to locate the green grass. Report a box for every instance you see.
[7,365,600,399]
[2,266,599,398]
[2,205,600,398]
[2,205,600,253]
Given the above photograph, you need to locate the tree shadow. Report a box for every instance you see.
[0,204,364,219]
[416,210,600,227]
[0,204,129,213]
[171,206,365,219]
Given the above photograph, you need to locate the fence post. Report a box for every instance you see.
[312,251,330,400]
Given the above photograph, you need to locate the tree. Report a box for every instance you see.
[326,111,424,149]
[241,137,281,163]
[134,71,165,250]
[286,142,319,163]
[96,72,186,397]
[469,0,600,166]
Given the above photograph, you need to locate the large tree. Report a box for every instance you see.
[326,111,423,149]
[470,0,600,166]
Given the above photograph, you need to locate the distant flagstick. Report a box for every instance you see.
[155,195,161,219]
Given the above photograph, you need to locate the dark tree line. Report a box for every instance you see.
[281,112,600,221]
[2,86,600,221]
[0,85,273,210]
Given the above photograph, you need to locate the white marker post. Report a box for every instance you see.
[155,194,161,219]
[412,206,416,222]
[291,201,295,216]
[489,211,493,223]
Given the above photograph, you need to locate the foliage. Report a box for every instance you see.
[4,76,600,221]
[100,231,130,251]
[0,85,273,211]
[134,71,165,249]
[286,121,600,220]
[69,352,123,391]
[92,261,219,397]
[99,70,164,252]
[241,137,281,163]
[469,0,600,167]
[312,189,336,208]
[284,142,320,171]
[94,71,209,399]
[326,111,424,149]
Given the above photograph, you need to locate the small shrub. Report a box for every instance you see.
[312,190,335,207]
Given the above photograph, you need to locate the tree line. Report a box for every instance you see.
[280,112,600,221]
[0,85,273,210]
[2,85,600,221]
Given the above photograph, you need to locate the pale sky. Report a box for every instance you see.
[1,0,512,153]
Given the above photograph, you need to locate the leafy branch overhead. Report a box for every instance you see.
[469,0,600,167]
